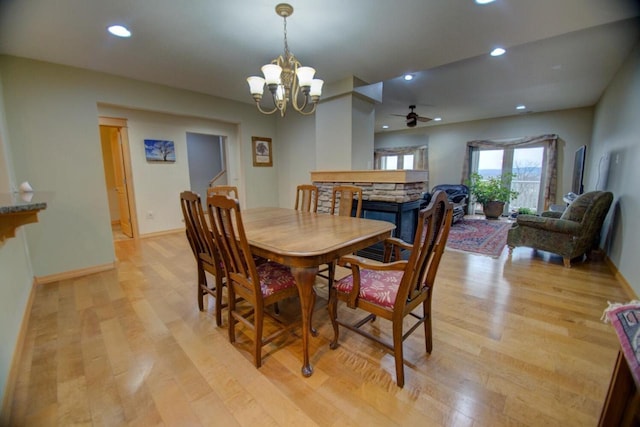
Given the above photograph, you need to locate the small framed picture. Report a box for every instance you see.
[144,139,176,162]
[252,137,272,167]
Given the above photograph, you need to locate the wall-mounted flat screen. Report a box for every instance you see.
[572,145,586,195]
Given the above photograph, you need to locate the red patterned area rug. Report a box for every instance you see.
[446,218,512,257]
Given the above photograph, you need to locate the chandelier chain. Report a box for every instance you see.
[283,15,289,58]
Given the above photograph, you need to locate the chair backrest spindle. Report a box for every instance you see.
[295,184,319,213]
[330,185,363,218]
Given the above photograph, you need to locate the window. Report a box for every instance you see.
[381,155,398,170]
[470,144,548,213]
[472,147,544,211]
[374,146,427,170]
[403,154,414,168]
[463,134,558,213]
[512,147,545,211]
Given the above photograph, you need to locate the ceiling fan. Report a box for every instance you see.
[392,105,432,127]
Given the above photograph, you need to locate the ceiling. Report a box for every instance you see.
[1,0,639,132]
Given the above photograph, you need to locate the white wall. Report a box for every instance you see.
[0,65,35,411]
[0,55,277,278]
[276,113,316,209]
[97,106,241,235]
[316,96,353,170]
[589,41,640,295]
[375,107,594,197]
[351,96,375,170]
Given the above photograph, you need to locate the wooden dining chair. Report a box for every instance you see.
[207,194,300,368]
[207,185,238,199]
[318,185,364,288]
[294,184,319,213]
[327,190,453,387]
[179,190,227,326]
[330,185,363,218]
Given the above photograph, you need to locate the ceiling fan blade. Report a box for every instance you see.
[416,116,432,122]
[390,114,407,117]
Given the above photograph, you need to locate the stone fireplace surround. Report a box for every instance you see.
[310,170,429,259]
[310,170,428,214]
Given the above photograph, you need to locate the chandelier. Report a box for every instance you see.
[246,3,323,116]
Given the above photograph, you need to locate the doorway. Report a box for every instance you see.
[99,117,138,240]
[186,132,227,206]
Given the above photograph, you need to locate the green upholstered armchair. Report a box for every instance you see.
[507,191,613,267]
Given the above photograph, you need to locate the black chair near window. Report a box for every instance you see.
[421,184,468,224]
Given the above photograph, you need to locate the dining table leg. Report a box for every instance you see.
[291,266,319,377]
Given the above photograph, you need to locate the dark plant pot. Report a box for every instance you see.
[483,201,505,219]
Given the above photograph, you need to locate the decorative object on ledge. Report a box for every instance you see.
[18,181,33,193]
[252,137,273,167]
[144,139,175,162]
[0,192,47,242]
[246,3,323,116]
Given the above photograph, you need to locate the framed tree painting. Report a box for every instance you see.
[144,139,176,162]
[252,136,273,167]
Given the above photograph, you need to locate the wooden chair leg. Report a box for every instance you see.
[197,265,205,311]
[228,290,236,344]
[328,290,340,350]
[424,299,433,353]
[392,322,405,388]
[214,274,223,327]
[254,306,263,368]
[563,257,571,268]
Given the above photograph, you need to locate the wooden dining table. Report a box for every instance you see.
[241,207,396,377]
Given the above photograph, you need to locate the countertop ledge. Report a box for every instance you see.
[0,192,48,214]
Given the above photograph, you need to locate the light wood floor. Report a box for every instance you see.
[4,231,629,426]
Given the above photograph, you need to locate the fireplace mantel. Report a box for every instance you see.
[311,170,428,207]
[310,170,428,184]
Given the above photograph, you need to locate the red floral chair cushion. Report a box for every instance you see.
[257,261,297,297]
[334,269,404,309]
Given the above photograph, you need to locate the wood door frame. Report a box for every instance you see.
[99,116,139,238]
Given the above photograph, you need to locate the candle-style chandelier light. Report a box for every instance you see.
[246,3,323,116]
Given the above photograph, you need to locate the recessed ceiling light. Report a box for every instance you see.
[108,25,131,38]
[490,47,506,57]
[475,0,495,4]
[403,74,414,81]
[433,117,442,121]
[516,105,526,110]
[382,125,389,129]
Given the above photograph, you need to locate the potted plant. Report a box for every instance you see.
[467,172,519,219]
[510,206,537,219]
